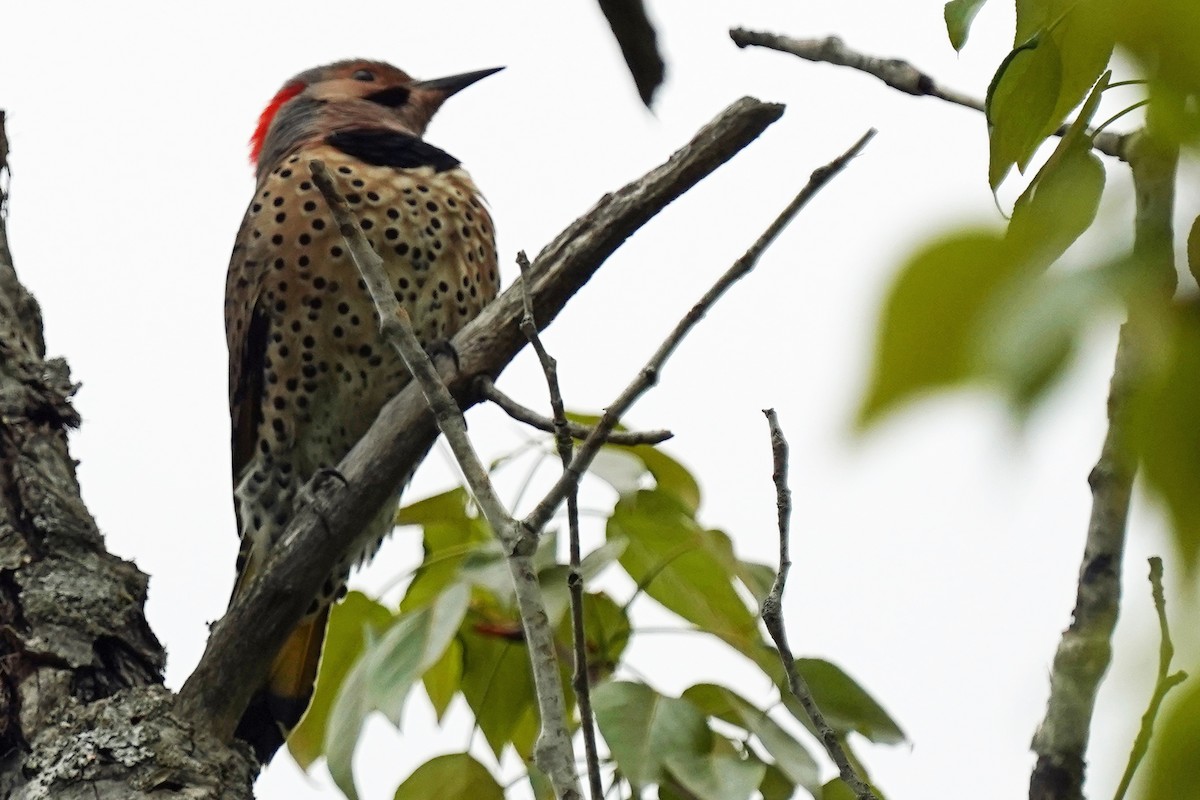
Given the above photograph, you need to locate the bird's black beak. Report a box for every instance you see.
[412,67,505,98]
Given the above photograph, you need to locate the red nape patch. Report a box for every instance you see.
[249,81,305,167]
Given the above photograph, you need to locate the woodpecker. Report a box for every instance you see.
[225,59,501,761]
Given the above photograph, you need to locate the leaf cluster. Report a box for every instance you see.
[290,440,902,799]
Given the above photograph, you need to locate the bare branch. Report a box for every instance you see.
[1112,558,1188,800]
[512,249,604,800]
[309,162,582,800]
[760,409,878,800]
[177,95,785,758]
[478,376,672,445]
[523,128,877,535]
[730,28,1128,160]
[1028,129,1178,800]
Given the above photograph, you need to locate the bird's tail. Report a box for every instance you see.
[234,606,329,763]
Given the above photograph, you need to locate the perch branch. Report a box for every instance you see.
[523,127,878,535]
[729,28,1128,159]
[177,96,785,764]
[761,409,878,800]
[478,376,672,445]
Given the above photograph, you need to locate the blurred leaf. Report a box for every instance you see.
[1188,214,1200,287]
[325,586,470,798]
[857,230,1016,426]
[1129,305,1200,572]
[392,753,504,800]
[610,490,760,647]
[759,762,799,800]
[822,778,857,800]
[1141,675,1200,800]
[682,684,821,794]
[945,0,988,51]
[290,592,392,768]
[1108,0,1200,142]
[783,659,906,745]
[981,266,1111,413]
[736,560,778,609]
[593,681,709,789]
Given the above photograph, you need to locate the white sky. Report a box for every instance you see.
[1,2,1190,799]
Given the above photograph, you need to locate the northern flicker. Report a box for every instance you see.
[225,59,501,761]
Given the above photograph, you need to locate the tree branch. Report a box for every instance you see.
[760,409,878,800]
[521,127,877,536]
[1027,127,1178,800]
[512,249,605,800]
[729,28,1129,160]
[176,97,786,752]
[477,376,672,446]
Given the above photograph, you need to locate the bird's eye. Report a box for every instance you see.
[352,69,375,82]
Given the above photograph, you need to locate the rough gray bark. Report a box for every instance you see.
[0,113,255,799]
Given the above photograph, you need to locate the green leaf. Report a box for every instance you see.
[784,659,906,744]
[1129,306,1200,573]
[1007,74,1108,269]
[988,2,1112,189]
[663,736,767,800]
[555,591,631,685]
[459,625,539,758]
[944,0,988,51]
[609,490,760,647]
[593,681,710,789]
[758,762,798,800]
[400,489,494,612]
[392,753,504,800]
[325,586,470,798]
[857,230,1017,426]
[1108,0,1200,142]
[1143,674,1200,800]
[986,33,1062,188]
[422,637,462,720]
[289,591,393,768]
[682,684,821,794]
[1188,214,1200,287]
[822,778,857,800]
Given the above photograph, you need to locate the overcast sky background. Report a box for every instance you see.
[1,1,1192,798]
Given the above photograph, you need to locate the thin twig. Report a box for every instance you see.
[515,249,604,800]
[309,161,582,800]
[1112,557,1188,800]
[478,376,672,445]
[729,28,1128,160]
[523,128,877,535]
[761,409,878,800]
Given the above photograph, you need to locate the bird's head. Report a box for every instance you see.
[249,59,502,177]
